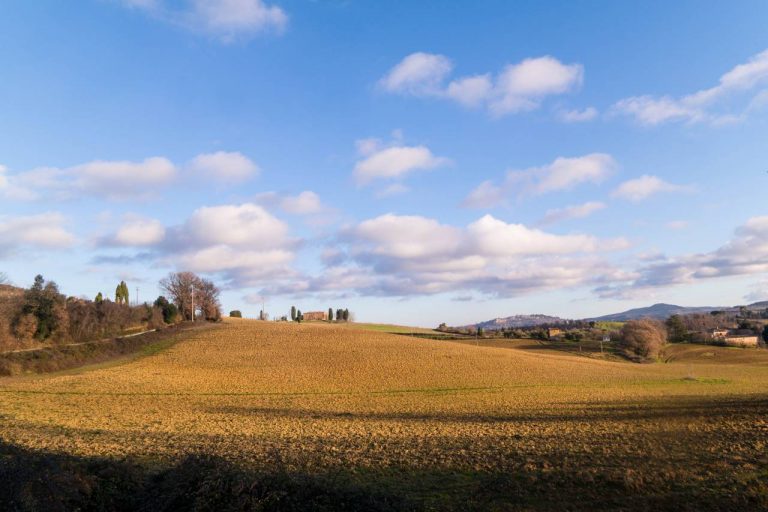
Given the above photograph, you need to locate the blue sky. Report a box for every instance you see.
[1,0,768,326]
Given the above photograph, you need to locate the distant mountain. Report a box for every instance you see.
[589,303,724,322]
[471,314,567,330]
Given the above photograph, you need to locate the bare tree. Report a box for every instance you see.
[0,272,8,285]
[197,277,221,321]
[159,272,198,321]
[159,272,221,321]
[619,319,667,360]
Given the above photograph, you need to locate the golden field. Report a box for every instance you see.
[1,318,767,509]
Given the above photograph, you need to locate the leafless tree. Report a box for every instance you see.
[159,272,221,321]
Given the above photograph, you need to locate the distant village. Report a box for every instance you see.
[437,305,768,350]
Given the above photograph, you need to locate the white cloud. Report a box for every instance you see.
[375,183,410,198]
[463,153,615,208]
[1,157,177,201]
[278,191,323,215]
[189,151,259,183]
[378,52,453,95]
[73,157,177,199]
[611,175,691,202]
[96,202,298,287]
[461,181,505,209]
[3,152,260,202]
[489,56,583,115]
[121,0,287,41]
[613,48,768,125]
[380,53,584,116]
[182,203,289,250]
[112,217,166,246]
[254,191,336,225]
[557,106,598,123]
[445,74,493,107]
[0,212,75,258]
[353,140,450,185]
[273,213,629,298]
[539,201,606,225]
[597,215,768,298]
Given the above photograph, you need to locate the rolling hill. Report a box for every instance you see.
[588,303,724,321]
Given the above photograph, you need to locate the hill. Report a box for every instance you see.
[588,303,724,321]
[1,319,767,510]
[468,314,567,330]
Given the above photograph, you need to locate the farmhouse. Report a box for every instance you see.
[709,328,729,340]
[547,328,562,340]
[724,335,759,348]
[302,311,327,321]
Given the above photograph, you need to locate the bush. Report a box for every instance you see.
[154,296,179,324]
[229,310,242,318]
[619,319,667,360]
[13,314,37,342]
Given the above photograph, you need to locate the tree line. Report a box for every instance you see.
[289,306,350,323]
[0,271,222,350]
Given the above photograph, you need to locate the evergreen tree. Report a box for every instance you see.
[95,292,103,303]
[290,306,297,321]
[120,281,129,306]
[665,314,688,343]
[343,309,349,321]
[336,308,343,322]
[328,308,333,322]
[296,310,302,323]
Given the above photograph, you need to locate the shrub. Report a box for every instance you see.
[13,314,37,342]
[229,310,242,318]
[619,319,667,360]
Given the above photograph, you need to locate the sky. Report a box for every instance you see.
[1,0,768,326]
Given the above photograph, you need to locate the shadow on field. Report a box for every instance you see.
[207,396,768,424]
[0,440,409,512]
[1,436,767,512]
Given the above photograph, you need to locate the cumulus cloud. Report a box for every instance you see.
[378,52,453,95]
[110,216,166,246]
[463,153,615,208]
[380,53,584,116]
[188,151,259,183]
[2,152,260,202]
[557,106,598,123]
[353,137,450,185]
[597,216,768,298]
[254,190,338,225]
[538,201,606,226]
[266,213,629,299]
[611,175,692,202]
[1,157,177,201]
[0,212,75,258]
[613,48,768,125]
[121,0,287,41]
[95,203,297,287]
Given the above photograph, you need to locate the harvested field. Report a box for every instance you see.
[1,318,767,510]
